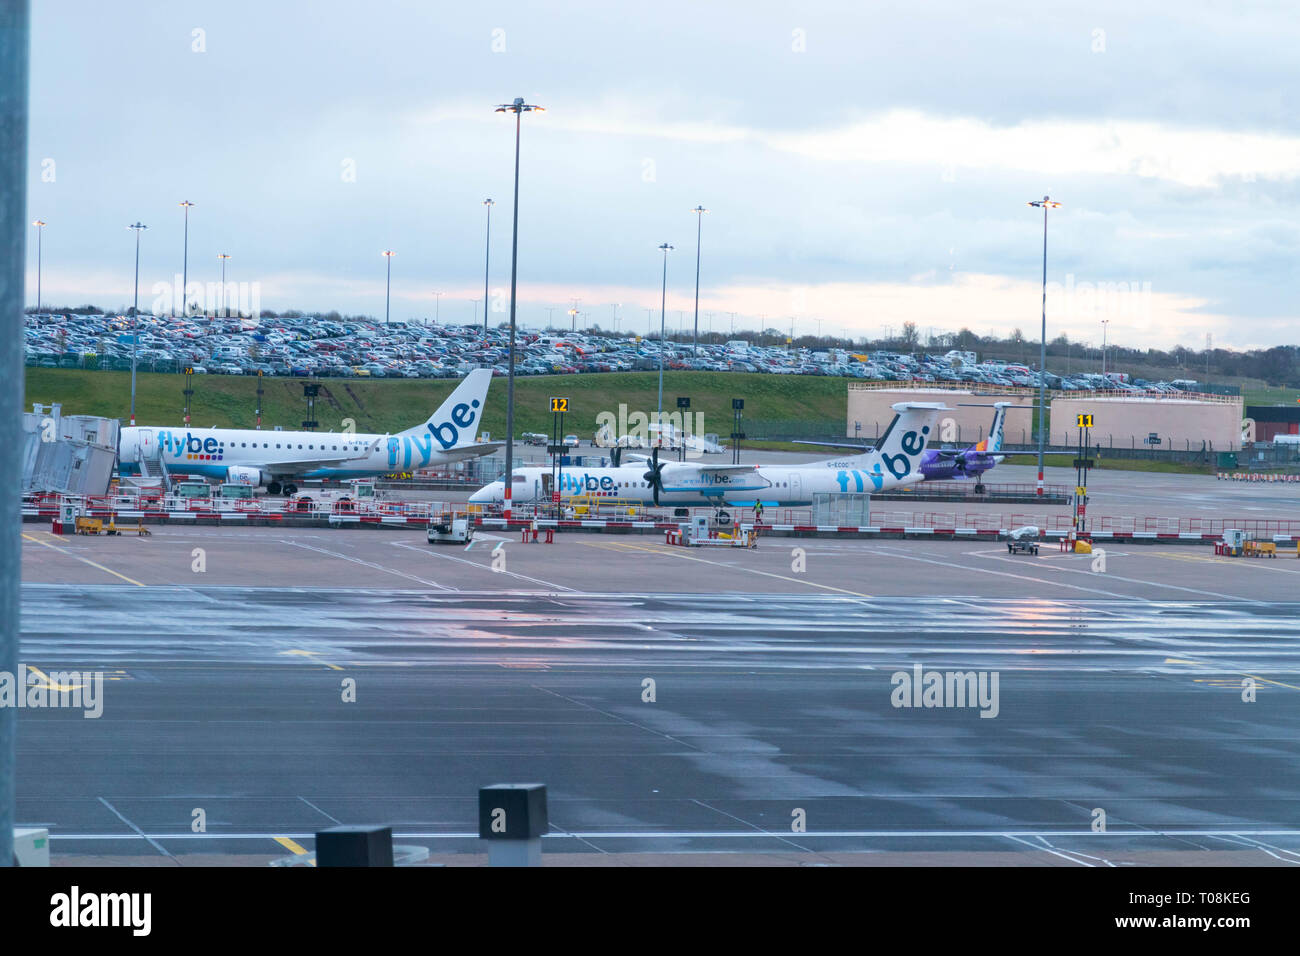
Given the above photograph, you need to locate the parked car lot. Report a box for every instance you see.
[22,311,1200,395]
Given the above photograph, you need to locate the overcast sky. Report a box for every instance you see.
[24,1,1300,350]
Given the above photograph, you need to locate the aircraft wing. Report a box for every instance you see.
[792,440,872,452]
[658,462,765,492]
[437,441,505,463]
[660,462,760,477]
[262,457,365,474]
[692,463,760,475]
[262,439,382,475]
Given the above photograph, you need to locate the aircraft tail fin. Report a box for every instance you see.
[850,402,947,485]
[397,368,493,448]
[975,402,1012,453]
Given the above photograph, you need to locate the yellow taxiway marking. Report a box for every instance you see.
[583,539,873,597]
[1147,549,1300,571]
[1165,657,1300,692]
[274,836,314,863]
[26,665,84,692]
[279,649,344,671]
[21,533,146,586]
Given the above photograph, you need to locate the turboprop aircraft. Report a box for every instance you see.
[470,402,949,508]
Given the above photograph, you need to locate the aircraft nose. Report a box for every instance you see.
[468,484,495,504]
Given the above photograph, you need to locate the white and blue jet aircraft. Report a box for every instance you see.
[469,402,949,508]
[119,369,499,495]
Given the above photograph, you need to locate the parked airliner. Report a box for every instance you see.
[469,402,948,508]
[119,369,498,495]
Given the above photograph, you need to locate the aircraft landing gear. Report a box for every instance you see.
[267,481,282,496]
[715,509,732,527]
[973,482,987,495]
[283,483,298,496]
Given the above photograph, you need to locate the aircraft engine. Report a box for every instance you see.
[225,465,269,487]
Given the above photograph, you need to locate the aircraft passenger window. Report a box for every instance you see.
[276,444,281,449]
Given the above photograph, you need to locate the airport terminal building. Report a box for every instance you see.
[847,383,1244,450]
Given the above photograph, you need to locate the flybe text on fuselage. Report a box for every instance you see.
[156,431,229,463]
[559,473,620,494]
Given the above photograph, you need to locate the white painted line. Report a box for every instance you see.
[96,797,173,858]
[47,828,1300,841]
[971,547,1268,603]
[1002,833,1093,866]
[279,539,456,591]
[392,541,575,591]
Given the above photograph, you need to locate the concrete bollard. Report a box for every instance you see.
[479,783,547,866]
[316,825,394,867]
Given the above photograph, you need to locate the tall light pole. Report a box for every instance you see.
[1,4,29,867]
[217,253,230,316]
[31,219,44,312]
[495,96,544,522]
[657,242,673,418]
[729,312,737,336]
[1027,195,1061,496]
[690,204,707,356]
[128,222,147,425]
[482,198,493,337]
[382,250,395,322]
[178,200,194,316]
[1101,318,1109,375]
[568,307,578,332]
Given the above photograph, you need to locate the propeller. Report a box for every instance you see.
[643,447,666,506]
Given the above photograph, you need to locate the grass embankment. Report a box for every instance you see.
[23,369,848,440]
[1039,454,1212,475]
[24,369,1229,474]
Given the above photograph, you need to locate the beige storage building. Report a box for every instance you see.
[1049,394,1243,451]
[846,384,1035,446]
